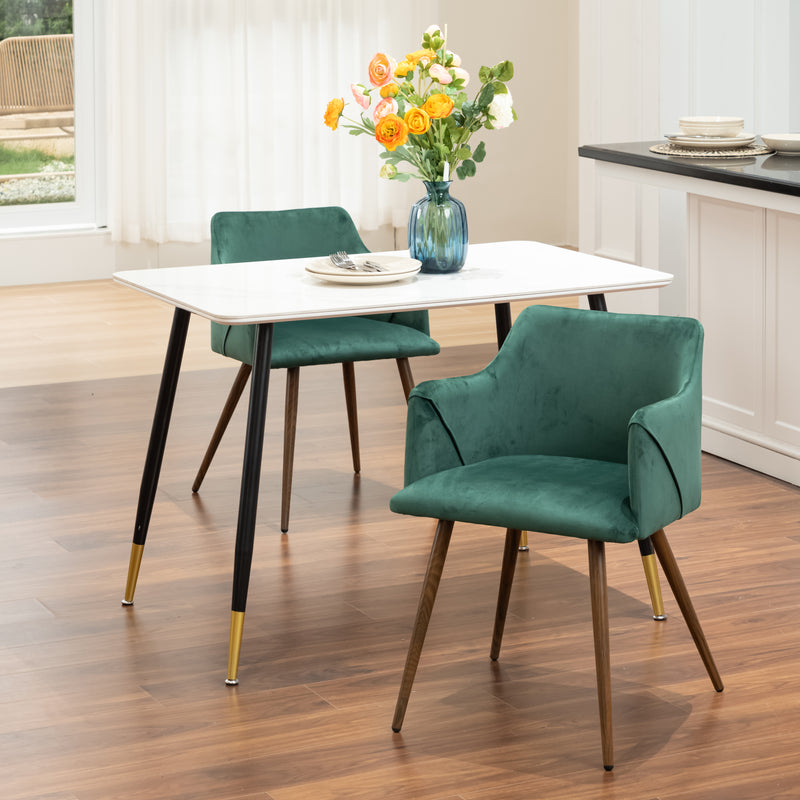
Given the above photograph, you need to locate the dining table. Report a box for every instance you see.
[113,239,673,684]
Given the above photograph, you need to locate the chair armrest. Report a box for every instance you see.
[627,387,702,536]
[403,370,512,485]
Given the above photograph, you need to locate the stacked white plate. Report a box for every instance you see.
[678,115,744,137]
[305,255,421,285]
[664,131,756,150]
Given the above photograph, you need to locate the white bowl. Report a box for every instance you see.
[679,116,744,137]
[761,133,800,155]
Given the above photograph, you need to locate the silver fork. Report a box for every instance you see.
[330,251,384,271]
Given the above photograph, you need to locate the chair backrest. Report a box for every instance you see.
[209,207,429,333]
[210,207,368,264]
[0,34,73,115]
[476,305,704,464]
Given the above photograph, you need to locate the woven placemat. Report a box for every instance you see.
[650,142,773,158]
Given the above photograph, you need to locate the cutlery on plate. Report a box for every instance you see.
[329,251,385,272]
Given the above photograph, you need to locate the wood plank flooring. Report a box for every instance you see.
[2,281,799,799]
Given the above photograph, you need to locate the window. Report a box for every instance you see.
[0,0,103,232]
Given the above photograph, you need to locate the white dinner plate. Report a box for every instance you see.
[305,255,421,285]
[664,132,755,150]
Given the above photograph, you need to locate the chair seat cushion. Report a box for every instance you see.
[213,317,440,368]
[390,454,641,543]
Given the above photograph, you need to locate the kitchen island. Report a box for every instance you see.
[580,141,800,486]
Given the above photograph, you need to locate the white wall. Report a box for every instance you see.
[438,0,578,247]
[577,0,662,313]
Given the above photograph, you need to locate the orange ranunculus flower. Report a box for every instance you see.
[422,93,454,119]
[368,52,397,87]
[374,113,409,152]
[394,60,414,78]
[406,48,437,66]
[404,107,431,136]
[380,82,399,98]
[324,97,345,130]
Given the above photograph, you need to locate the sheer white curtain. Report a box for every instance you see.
[106,0,436,243]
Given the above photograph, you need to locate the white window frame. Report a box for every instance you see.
[0,0,105,234]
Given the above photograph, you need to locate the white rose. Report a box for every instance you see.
[488,92,515,129]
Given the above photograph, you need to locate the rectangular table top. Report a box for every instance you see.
[114,240,672,326]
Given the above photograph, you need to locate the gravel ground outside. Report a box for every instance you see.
[0,172,76,205]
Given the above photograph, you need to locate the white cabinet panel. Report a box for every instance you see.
[766,211,800,449]
[595,176,639,263]
[688,195,765,429]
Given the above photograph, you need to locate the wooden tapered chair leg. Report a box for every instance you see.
[491,528,522,661]
[192,363,252,493]
[341,362,361,474]
[280,367,300,533]
[650,528,724,692]
[392,519,454,733]
[638,536,667,620]
[588,539,614,771]
[396,357,415,402]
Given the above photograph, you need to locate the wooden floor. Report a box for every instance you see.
[2,281,800,799]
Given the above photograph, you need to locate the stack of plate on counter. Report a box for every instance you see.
[665,116,753,150]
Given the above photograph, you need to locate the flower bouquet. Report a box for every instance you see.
[324,25,515,183]
[324,25,516,273]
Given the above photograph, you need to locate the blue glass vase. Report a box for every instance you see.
[408,180,468,274]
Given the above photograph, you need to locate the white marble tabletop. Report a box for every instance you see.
[114,240,672,325]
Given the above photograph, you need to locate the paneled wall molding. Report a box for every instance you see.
[578,0,661,313]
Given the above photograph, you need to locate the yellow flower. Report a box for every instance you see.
[394,60,415,78]
[374,113,409,152]
[324,98,345,130]
[422,93,454,119]
[380,82,399,98]
[406,48,437,66]
[404,107,431,136]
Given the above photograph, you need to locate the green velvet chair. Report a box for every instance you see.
[192,207,440,531]
[389,304,723,770]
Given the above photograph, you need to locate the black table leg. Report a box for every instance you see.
[494,302,512,348]
[588,293,608,311]
[226,322,274,685]
[123,307,190,606]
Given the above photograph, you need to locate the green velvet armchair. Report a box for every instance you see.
[389,304,723,770]
[192,207,440,532]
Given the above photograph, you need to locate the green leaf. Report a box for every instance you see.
[456,146,472,160]
[472,141,486,162]
[393,172,412,182]
[477,83,495,108]
[478,65,491,84]
[459,159,476,178]
[495,60,514,81]
[492,82,509,95]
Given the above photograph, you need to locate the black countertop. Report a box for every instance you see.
[579,140,800,198]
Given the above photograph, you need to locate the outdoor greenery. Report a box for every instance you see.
[0,142,73,175]
[0,0,72,39]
